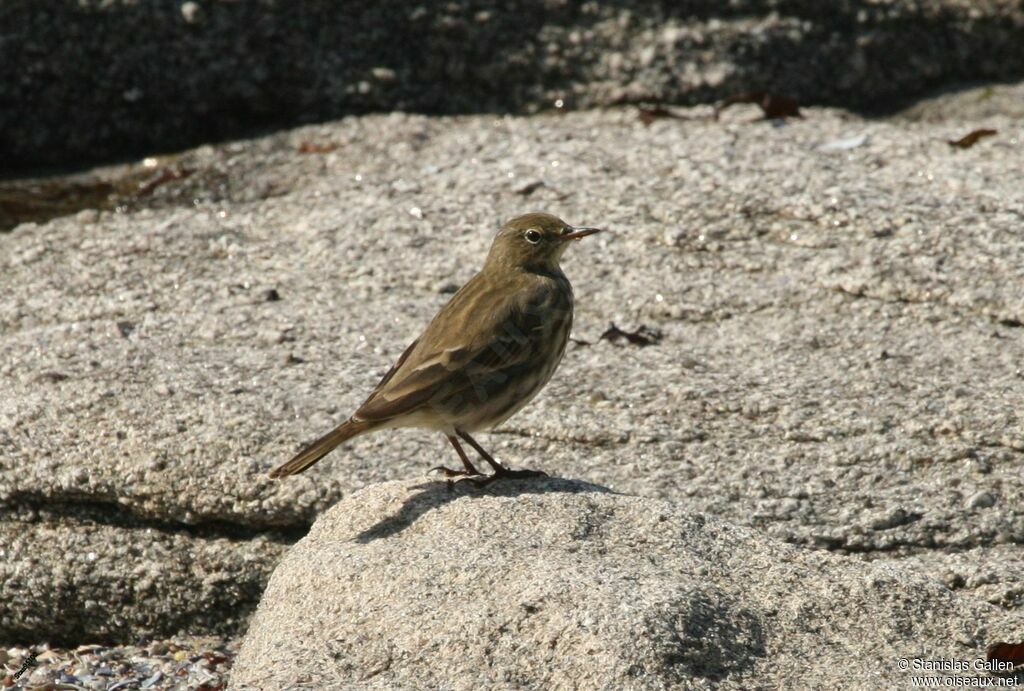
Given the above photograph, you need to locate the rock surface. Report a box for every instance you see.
[0,636,236,689]
[231,478,1018,690]
[4,0,1024,170]
[2,90,1024,644]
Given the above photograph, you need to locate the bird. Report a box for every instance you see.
[268,212,602,483]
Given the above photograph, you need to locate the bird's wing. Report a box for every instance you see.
[352,276,554,423]
[360,337,420,403]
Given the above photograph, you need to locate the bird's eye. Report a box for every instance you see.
[525,229,542,244]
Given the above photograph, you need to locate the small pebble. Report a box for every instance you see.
[779,498,801,515]
[940,571,966,589]
[180,1,203,24]
[966,490,996,509]
[75,208,101,224]
[259,328,289,345]
[27,668,51,684]
[390,178,420,194]
[0,639,235,690]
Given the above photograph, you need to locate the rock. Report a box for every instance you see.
[3,100,1024,643]
[34,649,57,663]
[0,520,288,645]
[869,507,920,531]
[25,670,49,686]
[232,479,1015,689]
[0,637,236,691]
[371,67,397,82]
[895,81,1024,122]
[179,1,203,25]
[967,491,997,510]
[4,2,1024,170]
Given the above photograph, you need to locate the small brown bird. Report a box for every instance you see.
[269,212,601,482]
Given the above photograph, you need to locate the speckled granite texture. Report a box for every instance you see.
[3,93,1023,648]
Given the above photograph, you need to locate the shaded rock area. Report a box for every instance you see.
[232,479,1019,690]
[4,0,1024,171]
[2,87,1023,659]
[0,508,295,645]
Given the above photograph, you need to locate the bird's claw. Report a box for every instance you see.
[469,465,548,487]
[431,463,546,490]
[430,465,483,478]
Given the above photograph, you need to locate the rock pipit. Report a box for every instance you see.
[269,212,601,482]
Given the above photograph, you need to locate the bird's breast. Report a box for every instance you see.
[445,278,574,431]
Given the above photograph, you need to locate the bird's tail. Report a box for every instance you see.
[269,418,373,478]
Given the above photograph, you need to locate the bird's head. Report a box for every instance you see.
[486,212,601,272]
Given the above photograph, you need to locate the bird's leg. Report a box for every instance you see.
[431,435,484,478]
[456,430,547,484]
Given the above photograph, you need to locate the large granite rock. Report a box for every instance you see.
[3,0,1024,170]
[231,478,1018,689]
[2,94,1023,643]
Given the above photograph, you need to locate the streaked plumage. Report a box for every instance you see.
[269,212,600,481]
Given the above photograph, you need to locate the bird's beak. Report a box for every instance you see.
[561,226,602,241]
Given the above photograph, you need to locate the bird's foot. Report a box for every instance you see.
[430,465,484,478]
[431,465,489,492]
[470,464,548,487]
